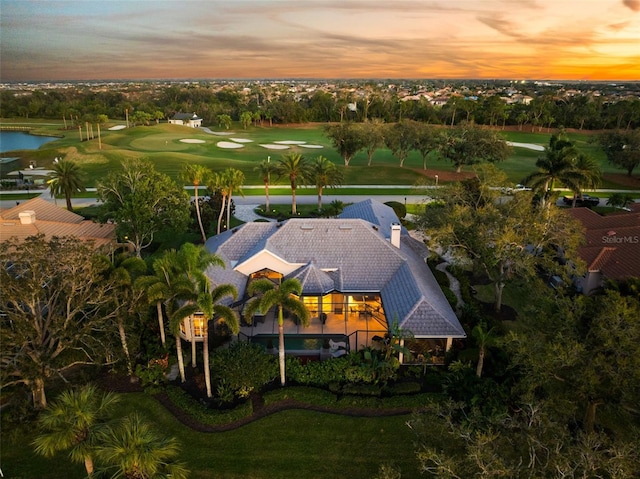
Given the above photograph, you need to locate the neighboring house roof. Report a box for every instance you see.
[0,197,116,249]
[205,201,465,338]
[567,207,640,281]
[171,112,202,121]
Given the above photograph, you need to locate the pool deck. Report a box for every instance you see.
[239,309,387,352]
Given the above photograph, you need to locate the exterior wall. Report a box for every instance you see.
[582,271,603,295]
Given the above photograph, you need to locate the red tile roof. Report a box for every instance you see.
[567,207,640,281]
[0,197,116,249]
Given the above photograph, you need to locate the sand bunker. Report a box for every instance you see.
[506,141,544,151]
[217,141,245,149]
[259,144,290,150]
[180,139,206,144]
[210,131,233,136]
[230,138,253,143]
[108,125,127,130]
[299,144,323,149]
[274,140,307,145]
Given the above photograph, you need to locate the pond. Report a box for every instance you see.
[0,131,59,154]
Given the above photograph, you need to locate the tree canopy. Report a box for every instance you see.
[0,236,126,408]
[97,158,190,256]
[418,165,585,311]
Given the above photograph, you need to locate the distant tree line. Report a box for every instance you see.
[2,82,639,130]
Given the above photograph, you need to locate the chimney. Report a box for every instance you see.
[390,223,401,248]
[19,210,36,224]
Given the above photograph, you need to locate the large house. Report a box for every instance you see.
[198,200,466,362]
[168,112,202,128]
[0,197,116,250]
[567,205,640,294]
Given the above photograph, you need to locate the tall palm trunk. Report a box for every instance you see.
[175,334,186,382]
[217,194,227,234]
[278,306,286,386]
[117,317,133,376]
[190,319,197,368]
[476,347,485,378]
[194,183,206,243]
[65,192,73,212]
[97,123,102,150]
[156,301,166,347]
[226,189,233,232]
[291,187,297,215]
[264,181,270,211]
[203,319,212,398]
[317,186,324,210]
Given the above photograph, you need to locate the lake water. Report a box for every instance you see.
[0,131,59,154]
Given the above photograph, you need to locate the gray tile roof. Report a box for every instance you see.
[338,199,408,239]
[286,263,335,295]
[205,200,465,338]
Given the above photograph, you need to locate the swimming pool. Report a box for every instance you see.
[251,334,348,352]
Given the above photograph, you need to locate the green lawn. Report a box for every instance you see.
[2,120,637,190]
[1,392,419,479]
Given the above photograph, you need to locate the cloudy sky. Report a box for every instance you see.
[1,0,639,81]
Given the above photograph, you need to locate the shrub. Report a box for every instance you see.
[442,287,458,308]
[285,356,353,386]
[165,386,253,425]
[384,201,406,219]
[209,343,278,399]
[385,381,422,395]
[263,386,338,407]
[341,383,382,397]
[135,363,166,394]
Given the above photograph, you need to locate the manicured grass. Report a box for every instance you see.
[1,392,419,479]
[2,120,636,190]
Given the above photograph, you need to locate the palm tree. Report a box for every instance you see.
[95,251,147,377]
[47,159,86,211]
[96,413,189,479]
[225,168,245,232]
[311,156,344,210]
[471,322,497,378]
[33,385,120,477]
[173,284,239,398]
[522,132,583,208]
[209,171,230,235]
[244,278,310,386]
[275,153,310,215]
[569,153,602,207]
[175,243,224,369]
[255,158,276,212]
[96,114,108,150]
[607,192,634,210]
[135,251,191,349]
[180,164,212,243]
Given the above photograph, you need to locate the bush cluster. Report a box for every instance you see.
[165,386,253,425]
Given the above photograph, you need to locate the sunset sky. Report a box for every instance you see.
[1,0,639,82]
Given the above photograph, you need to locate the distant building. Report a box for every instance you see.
[168,112,202,128]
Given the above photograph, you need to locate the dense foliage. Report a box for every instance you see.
[2,80,639,130]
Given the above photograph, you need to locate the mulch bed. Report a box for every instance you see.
[98,373,414,433]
